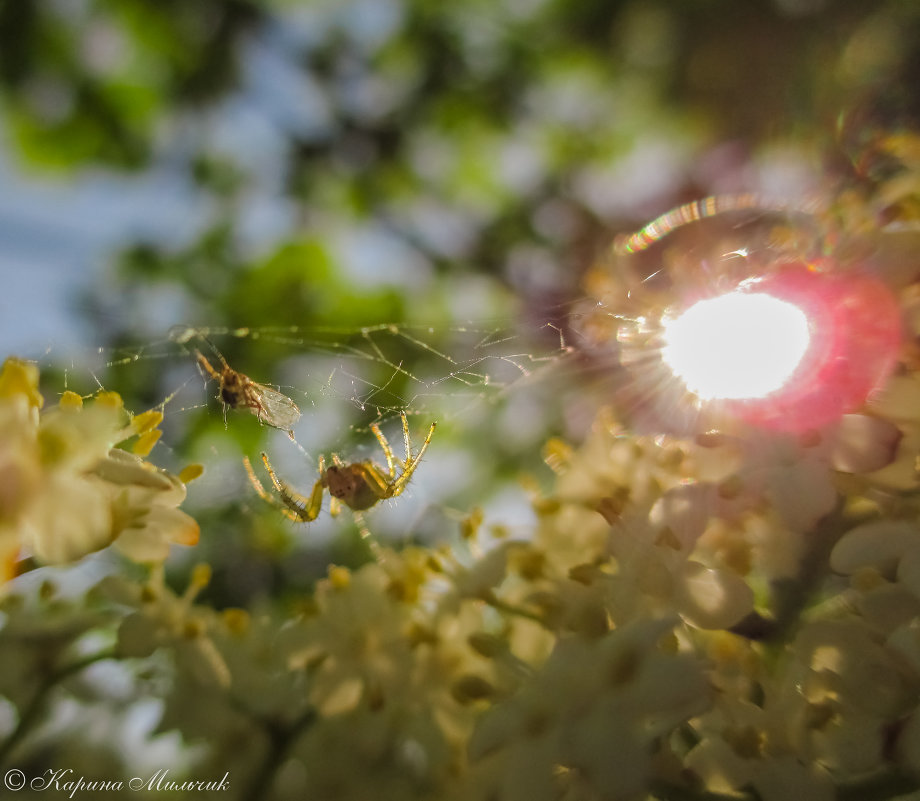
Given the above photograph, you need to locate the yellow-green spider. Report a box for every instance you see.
[244,412,436,532]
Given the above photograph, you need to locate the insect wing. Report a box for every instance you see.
[250,383,302,431]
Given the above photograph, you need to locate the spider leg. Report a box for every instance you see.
[260,452,287,494]
[251,453,324,522]
[243,455,306,522]
[389,421,437,496]
[370,419,397,480]
[317,455,343,517]
[291,476,325,522]
[351,511,385,563]
[400,412,412,468]
[243,455,270,498]
[352,510,371,539]
[354,462,395,499]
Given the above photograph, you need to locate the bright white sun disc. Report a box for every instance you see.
[661,292,811,400]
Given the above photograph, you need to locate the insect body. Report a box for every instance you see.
[244,412,436,540]
[195,350,301,435]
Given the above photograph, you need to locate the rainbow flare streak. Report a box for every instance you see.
[615,193,809,255]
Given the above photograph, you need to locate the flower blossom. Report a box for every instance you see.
[465,617,710,801]
[0,357,199,586]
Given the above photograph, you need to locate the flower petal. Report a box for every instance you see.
[830,521,920,576]
[677,561,754,630]
[25,475,113,563]
[115,507,200,564]
[767,461,836,533]
[832,415,901,473]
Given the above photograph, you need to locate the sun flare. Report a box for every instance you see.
[661,292,810,401]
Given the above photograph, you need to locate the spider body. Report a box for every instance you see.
[195,350,301,435]
[244,412,436,537]
[323,463,384,511]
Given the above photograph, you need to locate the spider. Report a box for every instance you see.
[243,412,436,541]
[195,349,301,436]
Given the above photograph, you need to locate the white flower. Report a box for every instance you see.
[0,357,199,581]
[104,565,230,689]
[466,618,711,801]
[686,736,835,801]
[282,561,418,715]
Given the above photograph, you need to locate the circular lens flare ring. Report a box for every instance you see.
[662,292,811,401]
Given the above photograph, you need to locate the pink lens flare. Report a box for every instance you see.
[706,263,902,431]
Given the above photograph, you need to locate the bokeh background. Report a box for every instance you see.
[1,0,918,601]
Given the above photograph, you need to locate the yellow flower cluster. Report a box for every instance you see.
[0,357,199,585]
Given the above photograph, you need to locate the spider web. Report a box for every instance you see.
[94,318,574,429]
[36,313,579,553]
